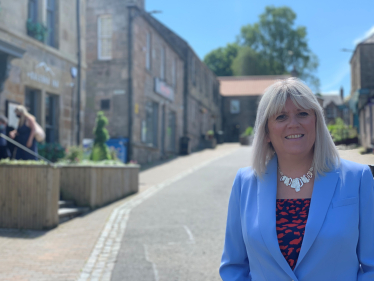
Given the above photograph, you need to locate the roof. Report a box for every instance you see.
[362,33,374,44]
[218,75,290,97]
[321,94,343,108]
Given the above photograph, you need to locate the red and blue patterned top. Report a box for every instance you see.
[276,198,311,270]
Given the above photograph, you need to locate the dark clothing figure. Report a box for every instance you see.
[0,126,10,159]
[15,122,37,160]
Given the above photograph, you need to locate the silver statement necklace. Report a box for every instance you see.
[278,165,313,192]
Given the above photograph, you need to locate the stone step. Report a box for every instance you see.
[59,200,76,208]
[58,207,90,224]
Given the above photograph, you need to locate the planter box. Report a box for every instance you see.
[240,135,254,146]
[0,165,60,230]
[205,138,217,149]
[60,165,139,209]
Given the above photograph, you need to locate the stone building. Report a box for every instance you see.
[321,88,349,125]
[85,0,221,163]
[219,76,289,142]
[85,0,184,164]
[348,33,374,149]
[0,0,86,148]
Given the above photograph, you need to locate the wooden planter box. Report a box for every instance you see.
[0,165,60,230]
[60,165,139,209]
[240,135,254,146]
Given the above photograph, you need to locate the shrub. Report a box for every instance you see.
[327,118,357,142]
[241,126,253,137]
[26,19,48,43]
[37,143,65,163]
[90,111,112,161]
[64,146,84,163]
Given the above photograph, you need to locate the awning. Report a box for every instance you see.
[0,39,25,58]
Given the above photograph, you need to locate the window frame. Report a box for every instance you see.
[97,15,113,61]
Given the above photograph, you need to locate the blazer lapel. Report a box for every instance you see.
[258,155,298,280]
[293,168,339,271]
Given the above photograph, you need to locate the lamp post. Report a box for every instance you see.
[126,4,161,162]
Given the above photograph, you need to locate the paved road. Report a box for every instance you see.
[111,146,252,281]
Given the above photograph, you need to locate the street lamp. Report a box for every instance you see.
[126,5,162,162]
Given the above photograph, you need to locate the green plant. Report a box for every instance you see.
[241,126,253,137]
[64,146,84,163]
[90,111,112,161]
[0,159,47,165]
[26,19,48,43]
[327,118,354,142]
[37,143,65,163]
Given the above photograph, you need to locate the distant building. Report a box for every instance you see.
[321,88,349,125]
[85,0,221,164]
[0,0,86,147]
[219,75,289,142]
[348,33,374,149]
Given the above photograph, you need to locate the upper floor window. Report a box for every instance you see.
[98,15,113,60]
[160,46,165,80]
[172,57,176,87]
[46,0,57,47]
[146,32,151,70]
[28,0,38,23]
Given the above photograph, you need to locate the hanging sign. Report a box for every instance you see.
[154,78,174,101]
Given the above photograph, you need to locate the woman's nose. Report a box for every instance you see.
[287,115,300,127]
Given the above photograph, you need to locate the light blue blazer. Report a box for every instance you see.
[220,155,374,281]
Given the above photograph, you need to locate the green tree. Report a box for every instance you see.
[238,6,319,90]
[203,43,239,76]
[90,111,112,161]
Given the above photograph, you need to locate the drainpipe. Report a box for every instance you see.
[76,0,81,145]
[127,5,134,162]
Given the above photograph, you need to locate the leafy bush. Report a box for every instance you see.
[241,126,253,137]
[90,111,112,161]
[327,118,357,142]
[64,146,84,163]
[26,19,48,43]
[57,159,127,166]
[37,143,65,163]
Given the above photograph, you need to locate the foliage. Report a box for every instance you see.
[206,130,214,136]
[204,6,320,91]
[0,159,47,165]
[90,111,112,161]
[37,143,65,163]
[64,146,84,163]
[241,126,254,137]
[203,43,239,76]
[26,19,48,43]
[327,118,357,142]
[58,159,127,166]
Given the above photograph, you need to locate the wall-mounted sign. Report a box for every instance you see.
[154,78,174,101]
[27,62,60,89]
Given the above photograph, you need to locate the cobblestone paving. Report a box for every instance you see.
[0,144,241,281]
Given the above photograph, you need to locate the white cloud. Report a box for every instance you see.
[321,64,350,92]
[353,25,374,46]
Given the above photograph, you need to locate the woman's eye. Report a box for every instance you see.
[275,114,286,121]
[299,112,309,117]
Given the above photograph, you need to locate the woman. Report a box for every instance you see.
[10,105,38,160]
[220,78,374,281]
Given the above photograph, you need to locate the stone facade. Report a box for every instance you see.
[0,0,86,148]
[349,34,374,149]
[85,0,185,164]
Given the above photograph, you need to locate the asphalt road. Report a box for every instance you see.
[111,146,252,281]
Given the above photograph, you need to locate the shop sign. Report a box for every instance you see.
[27,62,60,89]
[154,78,174,101]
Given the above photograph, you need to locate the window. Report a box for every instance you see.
[172,57,176,87]
[25,88,41,123]
[46,0,56,47]
[160,46,165,80]
[191,58,196,85]
[230,100,240,114]
[28,0,38,23]
[167,111,176,151]
[98,15,113,60]
[146,32,151,70]
[45,93,59,143]
[144,101,158,146]
[101,99,110,110]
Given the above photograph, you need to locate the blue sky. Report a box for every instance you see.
[147,0,374,96]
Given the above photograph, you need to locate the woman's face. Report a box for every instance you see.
[266,98,316,160]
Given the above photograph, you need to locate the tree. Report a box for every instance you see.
[203,43,239,76]
[204,6,320,91]
[90,111,112,161]
[239,6,319,90]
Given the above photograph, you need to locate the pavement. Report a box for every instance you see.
[0,143,373,281]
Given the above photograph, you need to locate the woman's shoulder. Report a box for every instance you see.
[338,158,370,174]
[235,166,257,183]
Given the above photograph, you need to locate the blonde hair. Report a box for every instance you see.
[15,105,34,127]
[251,77,340,178]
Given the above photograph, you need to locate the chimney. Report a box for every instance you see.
[340,87,344,101]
